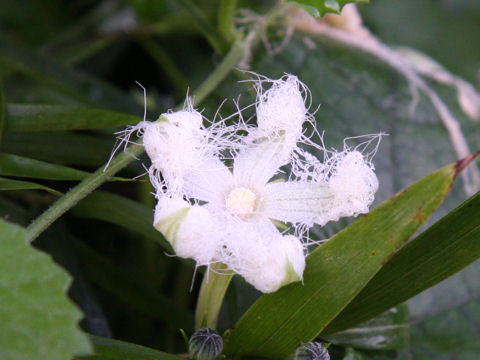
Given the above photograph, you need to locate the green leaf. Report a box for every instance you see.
[0,81,5,143]
[322,305,409,350]
[324,182,480,334]
[342,347,407,360]
[0,153,90,180]
[327,188,480,358]
[72,191,170,251]
[362,1,480,81]
[408,298,480,359]
[4,104,141,132]
[68,237,193,330]
[0,195,28,226]
[286,0,369,18]
[176,0,227,54]
[0,176,61,195]
[77,335,185,360]
[0,132,115,167]
[0,219,91,359]
[0,37,141,114]
[223,161,459,358]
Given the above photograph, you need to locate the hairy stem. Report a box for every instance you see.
[195,263,233,330]
[25,145,143,242]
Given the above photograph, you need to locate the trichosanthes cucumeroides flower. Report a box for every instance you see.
[114,74,381,293]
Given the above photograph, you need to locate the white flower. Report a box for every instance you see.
[120,74,381,293]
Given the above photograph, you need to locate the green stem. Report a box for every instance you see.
[191,37,246,106]
[177,0,227,54]
[25,145,143,242]
[195,263,233,330]
[218,0,238,43]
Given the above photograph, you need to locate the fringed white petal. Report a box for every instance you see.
[263,181,335,227]
[182,158,233,203]
[118,73,383,295]
[162,109,203,131]
[256,74,308,141]
[153,197,220,266]
[328,150,378,218]
[232,75,310,187]
[142,121,207,195]
[222,227,305,293]
[233,136,294,187]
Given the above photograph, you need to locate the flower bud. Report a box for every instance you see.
[294,342,330,360]
[188,328,223,360]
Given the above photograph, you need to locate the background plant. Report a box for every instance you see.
[1,0,480,359]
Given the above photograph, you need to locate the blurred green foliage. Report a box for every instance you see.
[1,1,479,359]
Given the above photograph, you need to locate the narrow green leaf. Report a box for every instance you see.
[0,81,5,144]
[177,0,227,54]
[0,153,89,180]
[72,191,170,251]
[77,335,185,360]
[324,182,480,334]
[322,305,409,350]
[4,104,141,132]
[0,37,141,114]
[0,219,91,359]
[0,176,61,195]
[286,0,369,18]
[224,161,460,358]
[0,195,28,226]
[68,237,193,330]
[0,132,115,167]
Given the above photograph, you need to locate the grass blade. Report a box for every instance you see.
[0,176,61,195]
[4,104,140,132]
[77,335,184,360]
[223,158,468,358]
[0,153,90,180]
[323,186,480,334]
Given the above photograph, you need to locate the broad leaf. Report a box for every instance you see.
[4,104,140,132]
[0,153,89,180]
[0,219,91,359]
[0,176,61,195]
[324,185,480,334]
[286,0,369,18]
[77,335,185,360]
[223,161,461,358]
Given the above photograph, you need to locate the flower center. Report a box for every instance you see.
[226,186,257,219]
